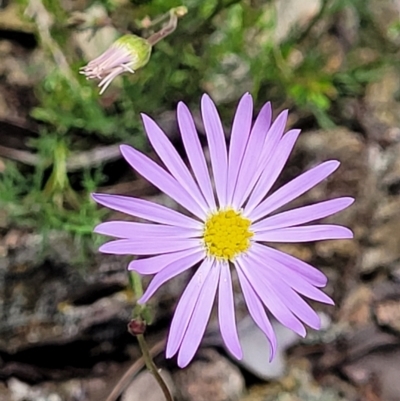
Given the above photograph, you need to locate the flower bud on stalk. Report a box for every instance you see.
[80,6,187,94]
[128,318,147,336]
[80,35,151,95]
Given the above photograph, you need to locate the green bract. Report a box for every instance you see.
[114,34,152,71]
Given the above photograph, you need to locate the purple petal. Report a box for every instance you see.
[218,261,242,359]
[98,67,124,94]
[141,114,208,212]
[249,160,340,222]
[128,248,205,275]
[246,245,321,329]
[92,194,202,229]
[250,110,289,187]
[177,261,221,367]
[226,94,253,205]
[236,255,307,337]
[259,245,327,287]
[99,238,201,255]
[94,221,201,239]
[235,263,277,360]
[259,110,289,168]
[232,101,272,208]
[138,250,205,304]
[166,258,214,359]
[120,145,206,219]
[245,129,300,214]
[178,102,216,210]
[254,225,353,242]
[201,94,228,207]
[251,244,333,305]
[260,271,321,329]
[253,197,355,231]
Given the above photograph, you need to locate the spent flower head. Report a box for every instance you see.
[80,34,151,94]
[93,93,354,367]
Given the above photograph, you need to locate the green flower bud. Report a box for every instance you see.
[80,34,152,94]
[114,34,152,71]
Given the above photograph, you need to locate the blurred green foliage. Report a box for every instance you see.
[1,0,397,248]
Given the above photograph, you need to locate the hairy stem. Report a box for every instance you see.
[147,7,187,46]
[137,334,174,401]
[126,272,172,400]
[130,271,144,300]
[105,339,166,401]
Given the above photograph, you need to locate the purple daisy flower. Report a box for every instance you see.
[93,93,354,368]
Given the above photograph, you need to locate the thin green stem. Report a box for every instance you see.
[105,339,166,401]
[137,334,174,401]
[130,271,144,300]
[127,272,172,400]
[147,7,187,46]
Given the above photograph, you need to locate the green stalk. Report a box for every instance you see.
[137,334,174,401]
[128,271,173,401]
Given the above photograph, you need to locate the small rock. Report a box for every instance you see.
[232,315,298,380]
[372,281,400,334]
[0,3,34,32]
[231,313,330,381]
[368,0,400,45]
[360,209,400,274]
[122,370,175,401]
[364,66,400,129]
[7,376,97,401]
[316,239,359,260]
[342,347,400,401]
[274,0,322,43]
[374,299,400,334]
[174,349,245,401]
[241,359,350,401]
[296,127,365,203]
[360,247,399,275]
[338,285,373,327]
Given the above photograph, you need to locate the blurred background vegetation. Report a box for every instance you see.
[0,0,398,254]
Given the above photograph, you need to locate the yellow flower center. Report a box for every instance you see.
[203,209,253,261]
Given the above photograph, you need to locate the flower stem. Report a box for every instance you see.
[128,271,173,401]
[137,334,174,401]
[105,339,165,401]
[130,271,144,300]
[147,7,187,46]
